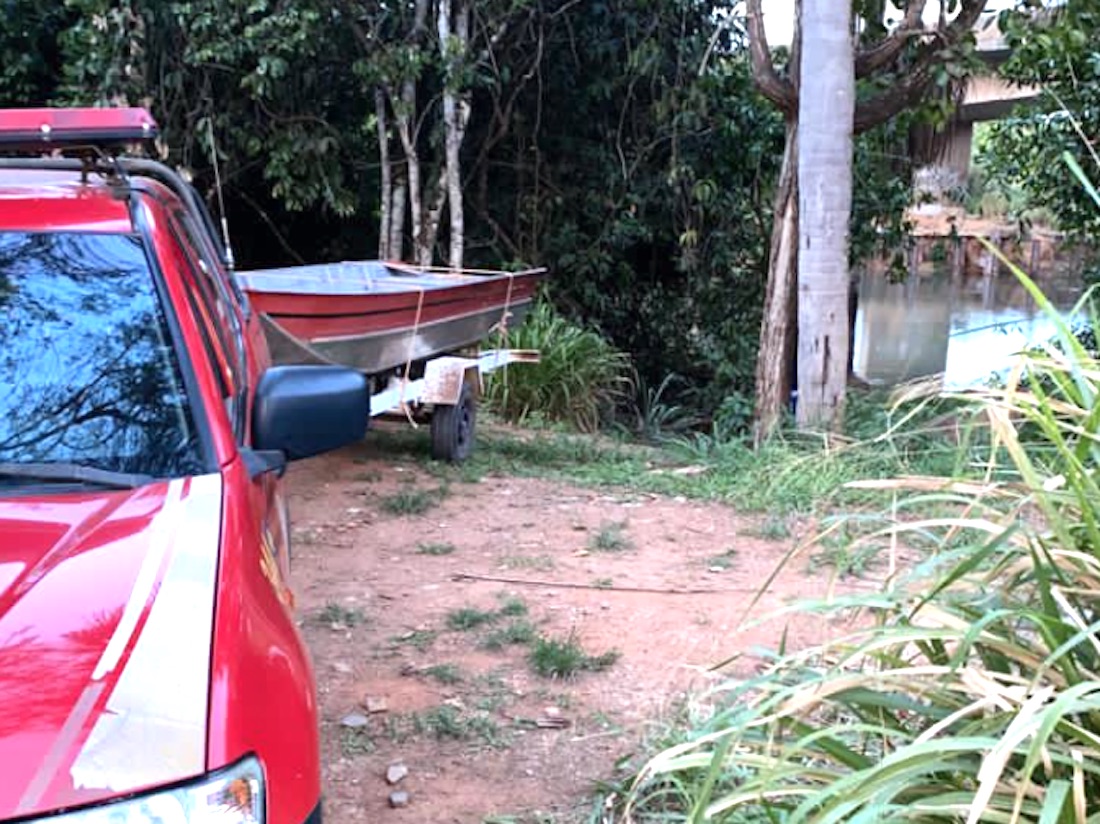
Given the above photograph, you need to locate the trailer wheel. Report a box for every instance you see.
[431,380,476,462]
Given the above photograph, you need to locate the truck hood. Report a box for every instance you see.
[0,474,222,819]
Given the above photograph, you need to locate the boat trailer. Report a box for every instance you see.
[366,348,540,462]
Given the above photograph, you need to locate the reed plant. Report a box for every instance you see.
[610,261,1100,822]
[483,300,630,433]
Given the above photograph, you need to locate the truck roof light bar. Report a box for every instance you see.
[0,107,159,152]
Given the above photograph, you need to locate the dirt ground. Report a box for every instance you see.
[286,427,867,824]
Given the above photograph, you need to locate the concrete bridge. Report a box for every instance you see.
[920,15,1041,184]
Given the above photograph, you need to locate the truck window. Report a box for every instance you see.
[0,231,207,479]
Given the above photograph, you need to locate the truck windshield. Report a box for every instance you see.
[0,231,206,483]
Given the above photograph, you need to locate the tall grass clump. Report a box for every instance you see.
[483,300,629,433]
[609,260,1100,821]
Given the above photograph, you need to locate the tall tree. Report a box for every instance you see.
[748,0,989,440]
[798,1,854,427]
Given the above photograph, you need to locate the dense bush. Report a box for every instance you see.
[483,301,630,433]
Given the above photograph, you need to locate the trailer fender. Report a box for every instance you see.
[422,357,480,406]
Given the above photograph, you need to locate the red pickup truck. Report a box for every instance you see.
[0,108,360,824]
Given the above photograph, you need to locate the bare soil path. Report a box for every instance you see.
[287,428,861,823]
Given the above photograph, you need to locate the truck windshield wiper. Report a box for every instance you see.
[0,462,154,490]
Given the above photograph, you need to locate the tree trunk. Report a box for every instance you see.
[438,0,470,269]
[418,173,448,267]
[752,120,799,447]
[376,89,393,260]
[389,171,407,260]
[796,1,854,429]
[396,77,423,261]
[394,0,430,263]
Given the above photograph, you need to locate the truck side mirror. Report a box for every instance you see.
[252,366,368,463]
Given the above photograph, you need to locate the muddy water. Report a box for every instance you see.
[852,266,1085,388]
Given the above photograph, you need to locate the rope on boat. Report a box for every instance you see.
[485,271,517,394]
[398,285,426,427]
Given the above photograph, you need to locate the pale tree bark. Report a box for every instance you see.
[797,1,854,429]
[748,0,989,443]
[396,0,431,262]
[389,173,407,261]
[438,0,472,269]
[376,89,394,260]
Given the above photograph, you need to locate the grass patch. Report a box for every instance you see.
[497,595,528,616]
[446,606,500,631]
[379,485,449,516]
[339,726,374,756]
[499,553,556,571]
[529,632,620,678]
[314,602,366,628]
[588,520,633,552]
[385,705,506,747]
[362,386,966,516]
[809,534,882,579]
[417,541,457,556]
[389,629,438,651]
[448,596,529,632]
[481,619,538,650]
[705,548,739,570]
[743,514,791,541]
[423,663,463,685]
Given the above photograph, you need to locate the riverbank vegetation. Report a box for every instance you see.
[4,3,1100,819]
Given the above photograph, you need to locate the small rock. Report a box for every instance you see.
[332,661,353,675]
[599,602,611,611]
[340,713,369,729]
[707,566,726,574]
[365,696,388,714]
[388,791,410,809]
[386,762,408,785]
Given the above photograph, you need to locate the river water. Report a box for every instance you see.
[852,266,1086,389]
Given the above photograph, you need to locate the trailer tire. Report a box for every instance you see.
[431,381,476,462]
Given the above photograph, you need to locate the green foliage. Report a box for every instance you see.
[0,2,70,105]
[314,602,367,628]
[588,521,634,553]
[609,262,1100,820]
[977,0,1100,237]
[619,372,702,443]
[503,4,784,414]
[481,620,538,650]
[378,485,448,516]
[446,606,500,631]
[423,663,463,685]
[0,0,922,422]
[416,541,457,556]
[528,632,620,679]
[484,301,630,433]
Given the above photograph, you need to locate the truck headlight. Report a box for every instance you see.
[39,757,264,824]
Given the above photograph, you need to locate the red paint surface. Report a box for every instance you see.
[1,148,321,822]
[0,485,175,817]
[207,458,321,824]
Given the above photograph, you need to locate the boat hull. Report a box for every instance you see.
[237,261,542,375]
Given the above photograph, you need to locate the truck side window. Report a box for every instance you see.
[163,222,244,436]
